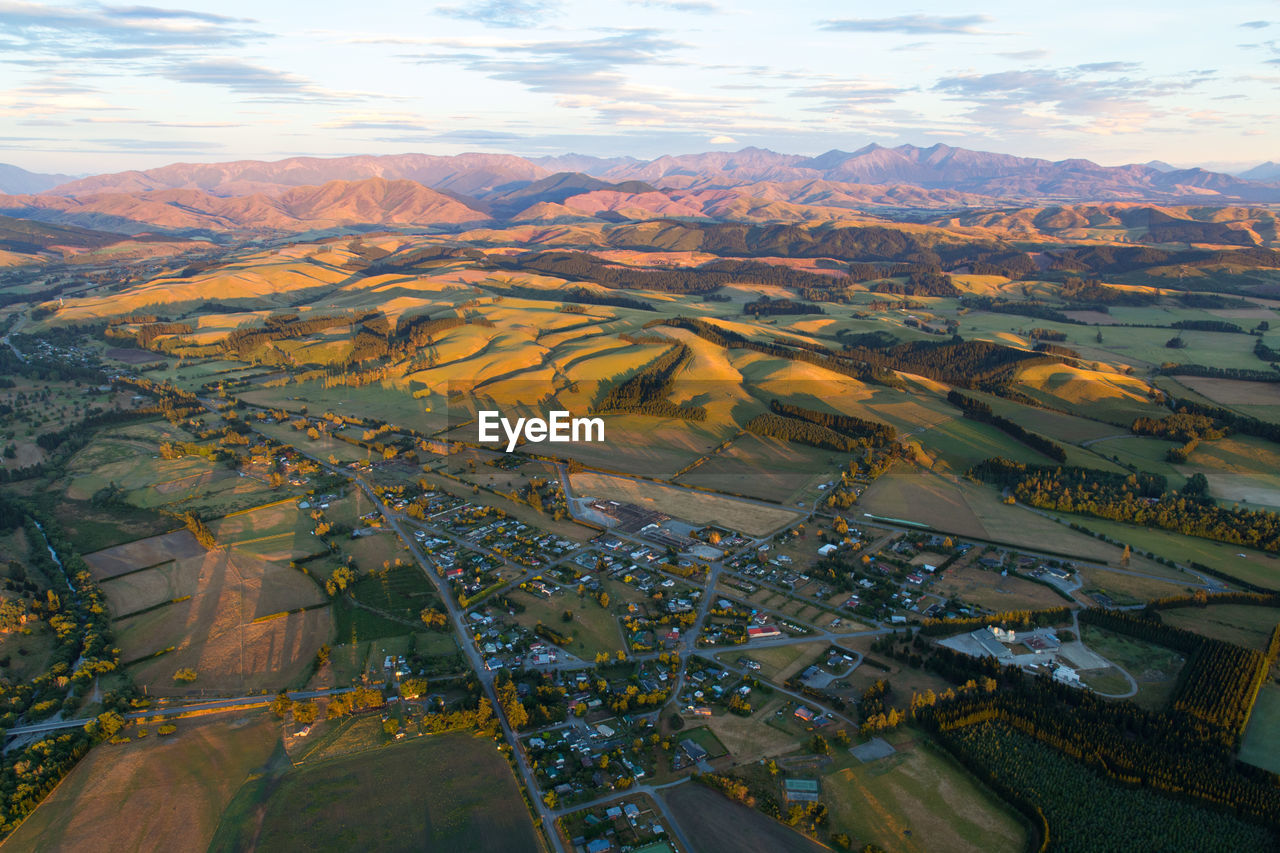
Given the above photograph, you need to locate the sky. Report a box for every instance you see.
[2,0,1279,175]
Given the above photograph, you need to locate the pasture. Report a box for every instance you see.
[932,563,1070,612]
[212,731,541,853]
[93,539,332,695]
[821,738,1025,853]
[661,784,826,853]
[1159,605,1279,650]
[1239,683,1280,774]
[5,714,281,853]
[569,471,802,536]
[509,585,625,660]
[1052,514,1280,590]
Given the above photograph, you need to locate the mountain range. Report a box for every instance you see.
[1,144,1278,238]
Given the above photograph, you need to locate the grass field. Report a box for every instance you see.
[209,501,316,561]
[821,738,1025,853]
[1178,436,1280,511]
[662,784,826,853]
[858,465,1128,564]
[681,725,730,758]
[1159,605,1280,650]
[1077,565,1198,605]
[734,642,828,682]
[1047,513,1280,590]
[1239,682,1280,774]
[932,563,1070,612]
[509,585,625,660]
[677,433,838,505]
[1080,624,1186,710]
[570,471,802,536]
[701,695,805,762]
[5,714,281,853]
[211,731,541,853]
[98,540,332,694]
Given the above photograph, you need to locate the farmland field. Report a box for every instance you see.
[821,739,1025,853]
[662,784,826,853]
[1047,513,1280,589]
[1239,682,1280,774]
[569,471,802,536]
[96,539,332,694]
[1159,604,1280,650]
[932,563,1070,612]
[4,714,281,853]
[211,731,541,853]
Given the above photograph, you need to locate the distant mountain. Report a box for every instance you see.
[1144,160,1177,173]
[44,153,547,199]
[766,144,1280,202]
[32,145,1280,208]
[7,144,1280,239]
[479,172,658,218]
[1,178,490,234]
[1240,161,1280,182]
[0,164,73,195]
[528,154,643,176]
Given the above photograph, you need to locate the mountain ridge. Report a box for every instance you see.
[34,144,1280,205]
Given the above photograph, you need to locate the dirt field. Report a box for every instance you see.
[106,543,331,694]
[570,471,802,536]
[5,714,281,853]
[662,784,826,853]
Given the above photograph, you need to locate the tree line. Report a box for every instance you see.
[594,343,706,421]
[946,391,1067,462]
[969,457,1280,552]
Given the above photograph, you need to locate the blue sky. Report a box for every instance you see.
[2,0,1278,174]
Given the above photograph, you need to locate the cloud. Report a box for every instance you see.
[410,29,688,99]
[0,0,264,60]
[628,0,722,13]
[436,0,560,28]
[161,58,345,101]
[998,49,1048,60]
[818,15,993,35]
[1240,21,1271,29]
[708,134,736,143]
[1076,61,1141,72]
[932,66,1204,137]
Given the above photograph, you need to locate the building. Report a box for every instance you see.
[746,625,782,640]
[818,543,838,556]
[794,706,815,723]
